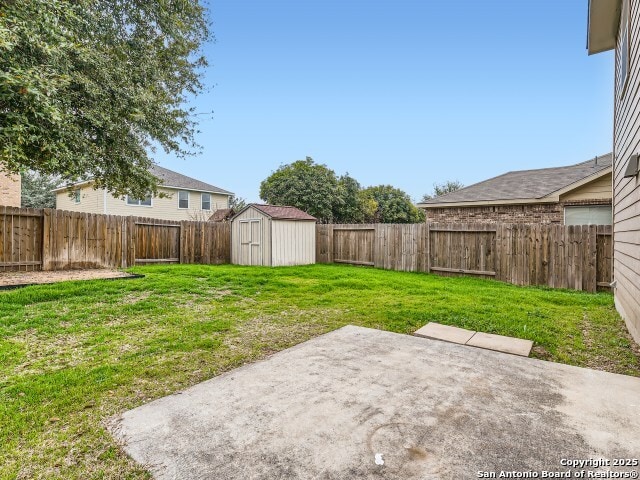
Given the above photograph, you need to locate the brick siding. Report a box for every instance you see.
[423,199,612,224]
[0,172,21,207]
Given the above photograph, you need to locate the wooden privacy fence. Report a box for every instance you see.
[1,207,613,294]
[317,223,613,292]
[0,206,230,271]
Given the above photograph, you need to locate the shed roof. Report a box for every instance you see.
[418,154,612,208]
[239,204,317,221]
[209,208,235,222]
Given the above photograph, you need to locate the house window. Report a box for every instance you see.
[178,191,189,209]
[564,205,612,225]
[126,195,152,206]
[74,189,81,204]
[201,193,211,210]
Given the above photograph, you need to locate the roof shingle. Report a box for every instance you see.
[419,154,612,205]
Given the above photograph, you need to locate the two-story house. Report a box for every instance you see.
[54,165,233,221]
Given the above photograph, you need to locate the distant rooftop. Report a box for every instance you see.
[53,164,234,195]
[419,153,612,206]
[150,165,233,195]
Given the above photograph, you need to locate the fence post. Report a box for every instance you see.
[120,216,127,268]
[587,225,597,293]
[426,223,431,273]
[179,221,186,264]
[495,223,502,282]
[42,209,51,271]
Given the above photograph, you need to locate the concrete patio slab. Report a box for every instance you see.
[110,326,640,480]
[413,322,475,344]
[466,331,534,357]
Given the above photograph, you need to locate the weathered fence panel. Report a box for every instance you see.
[316,223,613,292]
[429,223,496,279]
[0,207,231,271]
[0,206,43,271]
[333,226,375,266]
[179,221,230,265]
[42,210,129,270]
[134,219,181,264]
[315,224,333,264]
[596,225,613,290]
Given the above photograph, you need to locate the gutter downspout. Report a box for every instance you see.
[103,189,108,214]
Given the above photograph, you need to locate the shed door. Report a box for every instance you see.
[239,219,263,265]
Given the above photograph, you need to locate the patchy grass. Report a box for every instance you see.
[0,263,638,479]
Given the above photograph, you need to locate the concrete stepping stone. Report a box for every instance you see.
[414,322,476,344]
[466,331,533,357]
[414,322,533,357]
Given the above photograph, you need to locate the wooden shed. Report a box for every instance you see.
[231,204,317,266]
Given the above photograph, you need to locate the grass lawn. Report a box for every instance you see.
[1,263,638,479]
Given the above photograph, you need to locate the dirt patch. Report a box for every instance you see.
[0,269,139,288]
[120,292,152,305]
[223,307,341,357]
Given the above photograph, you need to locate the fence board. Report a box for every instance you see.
[596,225,613,290]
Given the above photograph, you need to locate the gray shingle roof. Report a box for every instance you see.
[419,153,612,206]
[150,165,233,195]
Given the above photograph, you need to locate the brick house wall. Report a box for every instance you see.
[423,199,612,224]
[0,172,21,207]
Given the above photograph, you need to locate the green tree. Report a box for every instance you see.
[421,180,464,201]
[362,185,425,223]
[228,195,247,211]
[0,0,210,200]
[334,174,368,223]
[357,190,379,223]
[20,171,58,208]
[259,157,341,223]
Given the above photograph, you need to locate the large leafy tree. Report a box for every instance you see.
[362,185,425,223]
[259,157,342,223]
[0,0,210,200]
[20,171,58,208]
[333,174,373,223]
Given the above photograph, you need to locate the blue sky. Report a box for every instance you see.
[155,0,614,203]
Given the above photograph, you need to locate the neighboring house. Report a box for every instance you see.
[588,0,640,343]
[417,154,613,225]
[54,165,233,221]
[0,171,21,207]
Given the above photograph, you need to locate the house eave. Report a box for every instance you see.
[51,180,93,193]
[417,198,559,209]
[543,166,612,199]
[161,185,234,196]
[587,0,621,55]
